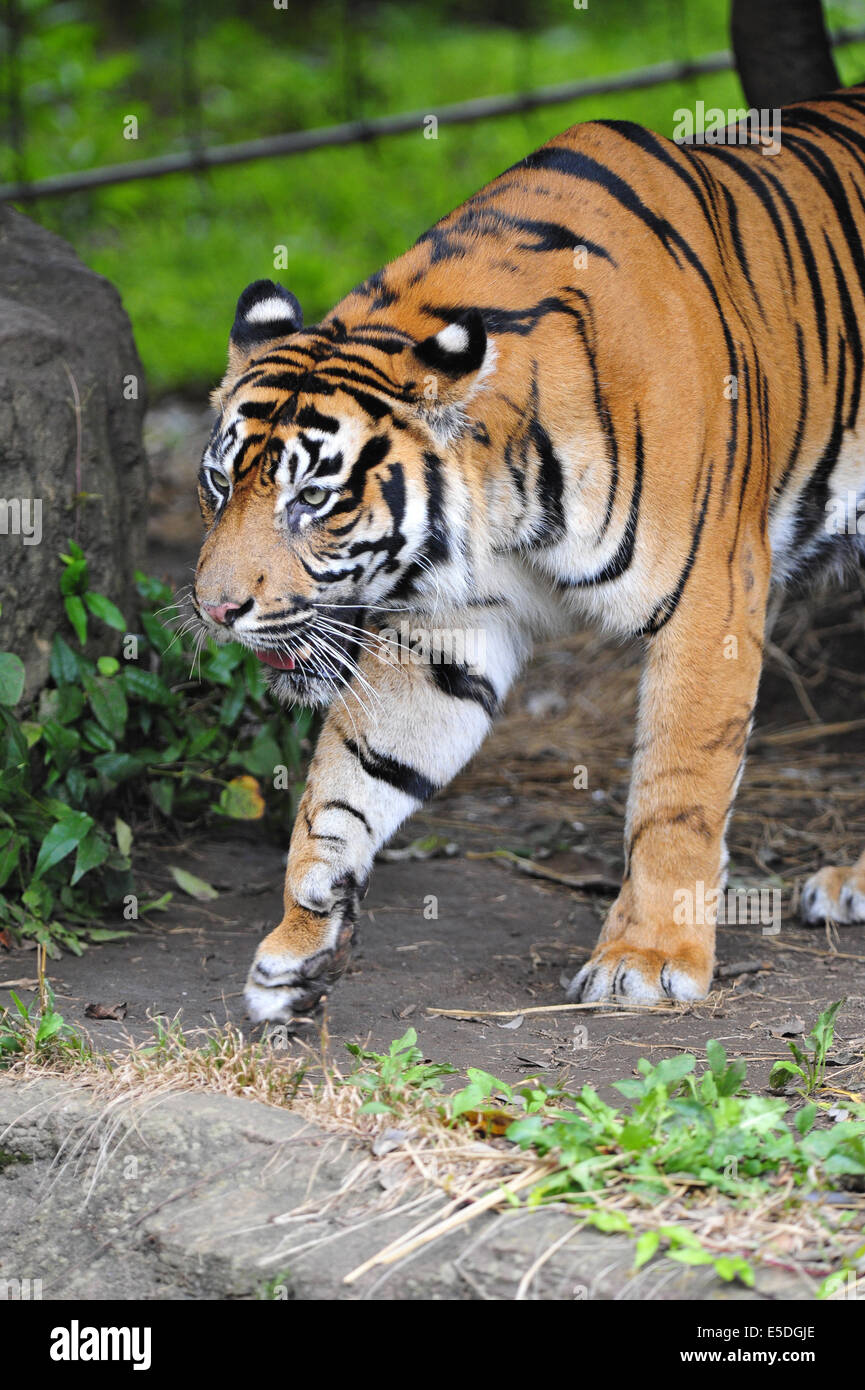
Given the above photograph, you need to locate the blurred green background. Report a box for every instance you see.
[3,0,865,397]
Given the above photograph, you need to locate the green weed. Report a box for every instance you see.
[0,544,309,955]
[769,1000,846,1096]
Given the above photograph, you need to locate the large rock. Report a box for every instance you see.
[0,206,148,698]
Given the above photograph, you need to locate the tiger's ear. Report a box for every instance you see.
[216,280,303,398]
[410,310,494,444]
[414,310,487,379]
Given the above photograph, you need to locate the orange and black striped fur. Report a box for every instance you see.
[194,85,865,1023]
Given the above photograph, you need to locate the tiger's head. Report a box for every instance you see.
[193,279,492,707]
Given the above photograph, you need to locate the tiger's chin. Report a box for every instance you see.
[263,665,346,710]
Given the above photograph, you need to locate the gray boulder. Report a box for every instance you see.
[0,206,149,698]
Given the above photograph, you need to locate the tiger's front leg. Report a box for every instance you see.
[569,529,771,1004]
[245,613,524,1024]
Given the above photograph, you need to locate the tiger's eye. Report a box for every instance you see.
[208,468,230,494]
[300,486,328,507]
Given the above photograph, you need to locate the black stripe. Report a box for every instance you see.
[563,411,644,588]
[423,450,450,564]
[774,324,808,498]
[429,662,498,717]
[296,405,339,432]
[694,145,795,286]
[824,231,863,431]
[513,144,690,267]
[756,162,829,375]
[343,737,438,804]
[321,799,373,835]
[792,334,847,550]
[642,462,714,633]
[529,417,566,544]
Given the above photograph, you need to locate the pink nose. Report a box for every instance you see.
[201,600,241,626]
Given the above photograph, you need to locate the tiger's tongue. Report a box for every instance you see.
[255,649,295,671]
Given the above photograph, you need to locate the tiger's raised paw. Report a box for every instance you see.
[566,941,713,1005]
[244,901,356,1026]
[800,864,865,926]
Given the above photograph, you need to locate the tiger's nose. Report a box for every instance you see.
[201,599,244,626]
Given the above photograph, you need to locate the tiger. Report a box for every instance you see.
[193,83,865,1026]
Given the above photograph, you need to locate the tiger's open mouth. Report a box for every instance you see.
[249,604,367,695]
[254,648,296,671]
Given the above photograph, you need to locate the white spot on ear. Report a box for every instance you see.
[436,322,470,354]
[245,297,296,324]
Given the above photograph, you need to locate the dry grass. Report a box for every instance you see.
[3,1003,863,1299]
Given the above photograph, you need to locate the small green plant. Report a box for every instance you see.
[0,544,310,955]
[344,1028,457,1114]
[769,1000,846,1096]
[0,983,91,1065]
[259,1270,293,1300]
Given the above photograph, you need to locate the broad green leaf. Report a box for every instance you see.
[140,891,173,913]
[714,1256,755,1286]
[123,667,175,706]
[84,591,126,630]
[238,728,283,779]
[795,1102,818,1136]
[81,720,116,753]
[92,752,144,783]
[633,1231,660,1270]
[64,594,88,646]
[769,1060,805,1090]
[0,832,21,888]
[0,653,26,706]
[59,555,88,595]
[169,865,218,900]
[115,815,133,857]
[89,677,128,739]
[71,828,110,885]
[149,779,174,816]
[34,811,94,879]
[49,635,80,684]
[585,1210,633,1235]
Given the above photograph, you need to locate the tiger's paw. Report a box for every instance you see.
[801,864,865,926]
[244,900,356,1026]
[566,940,713,1004]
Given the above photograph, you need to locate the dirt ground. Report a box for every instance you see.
[3,400,865,1097]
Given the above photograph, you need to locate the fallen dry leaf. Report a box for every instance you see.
[771,1016,807,1038]
[84,1001,128,1021]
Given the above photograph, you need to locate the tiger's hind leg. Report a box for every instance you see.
[801,851,865,925]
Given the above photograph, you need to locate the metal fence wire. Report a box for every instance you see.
[1,23,865,204]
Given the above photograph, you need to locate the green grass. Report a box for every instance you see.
[10,0,864,394]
